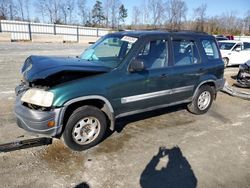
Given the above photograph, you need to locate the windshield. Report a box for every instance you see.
[218,42,236,50]
[80,35,137,68]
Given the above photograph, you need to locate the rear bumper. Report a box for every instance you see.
[215,78,226,91]
[14,95,64,137]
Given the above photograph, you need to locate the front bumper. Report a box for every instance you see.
[14,94,64,137]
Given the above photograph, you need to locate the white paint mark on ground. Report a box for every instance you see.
[232,122,243,126]
[193,131,208,137]
[238,146,247,156]
[238,114,250,118]
[0,91,14,94]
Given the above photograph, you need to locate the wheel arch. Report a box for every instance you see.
[193,80,216,100]
[60,96,115,136]
[222,57,230,66]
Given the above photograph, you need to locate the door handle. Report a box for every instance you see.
[160,74,167,79]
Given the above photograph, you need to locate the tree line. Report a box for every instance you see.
[0,0,249,35]
[0,0,128,29]
[131,0,250,35]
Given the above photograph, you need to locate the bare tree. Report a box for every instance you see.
[131,6,141,29]
[110,0,121,29]
[35,0,61,23]
[25,0,30,21]
[166,0,187,29]
[34,0,46,22]
[77,0,87,25]
[17,0,24,20]
[148,0,165,28]
[141,0,150,25]
[193,3,207,31]
[219,11,243,34]
[60,2,68,24]
[67,0,75,23]
[104,0,111,27]
[103,0,121,29]
[16,0,30,21]
[51,0,61,23]
[0,0,16,20]
[60,0,75,24]
[244,10,250,34]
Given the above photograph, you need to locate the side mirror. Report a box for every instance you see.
[235,47,241,52]
[129,58,145,72]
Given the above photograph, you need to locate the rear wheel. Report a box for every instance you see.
[187,85,214,115]
[63,106,107,151]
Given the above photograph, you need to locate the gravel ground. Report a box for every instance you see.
[0,42,250,188]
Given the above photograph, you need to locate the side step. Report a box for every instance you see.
[0,137,52,153]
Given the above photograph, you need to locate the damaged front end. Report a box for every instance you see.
[14,55,110,137]
[236,60,250,88]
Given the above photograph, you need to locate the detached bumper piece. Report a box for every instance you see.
[236,62,250,88]
[0,137,52,152]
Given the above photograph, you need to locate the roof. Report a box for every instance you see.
[109,30,209,38]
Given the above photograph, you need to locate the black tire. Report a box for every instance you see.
[187,85,214,115]
[63,106,107,151]
[223,57,229,68]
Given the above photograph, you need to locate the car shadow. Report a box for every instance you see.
[115,104,187,133]
[103,104,187,139]
[140,146,197,188]
[74,182,90,188]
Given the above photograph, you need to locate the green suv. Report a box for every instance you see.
[15,31,225,151]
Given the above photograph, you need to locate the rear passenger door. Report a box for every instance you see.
[166,36,205,102]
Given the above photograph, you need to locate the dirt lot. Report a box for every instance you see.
[0,42,250,188]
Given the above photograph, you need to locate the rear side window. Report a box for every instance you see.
[172,40,199,66]
[202,39,220,60]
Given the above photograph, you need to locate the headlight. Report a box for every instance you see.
[21,89,54,107]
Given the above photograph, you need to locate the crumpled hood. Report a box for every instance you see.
[22,55,111,82]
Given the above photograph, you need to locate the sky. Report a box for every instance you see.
[29,0,249,24]
[84,0,250,24]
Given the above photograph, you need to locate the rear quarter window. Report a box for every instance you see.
[201,39,220,60]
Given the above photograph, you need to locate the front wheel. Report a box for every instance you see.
[63,106,107,151]
[187,85,214,115]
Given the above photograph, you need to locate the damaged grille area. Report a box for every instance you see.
[23,102,52,111]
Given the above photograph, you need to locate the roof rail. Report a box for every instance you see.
[139,28,208,35]
[174,30,208,35]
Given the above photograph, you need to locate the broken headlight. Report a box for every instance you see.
[21,88,54,107]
